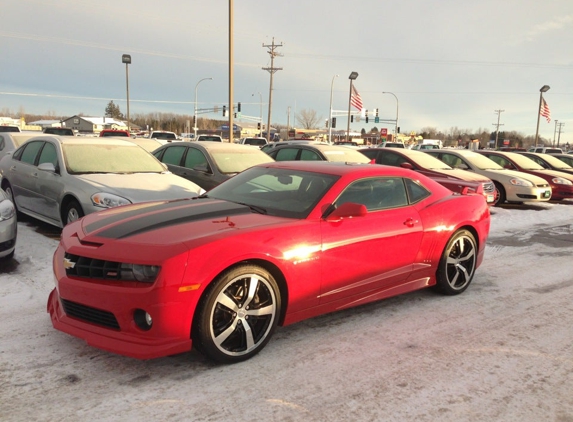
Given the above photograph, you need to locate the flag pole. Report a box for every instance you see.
[534,85,550,146]
[346,71,358,142]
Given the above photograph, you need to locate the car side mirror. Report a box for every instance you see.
[193,163,212,174]
[38,162,56,172]
[325,202,367,222]
[400,162,414,170]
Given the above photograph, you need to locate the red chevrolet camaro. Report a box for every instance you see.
[48,161,490,363]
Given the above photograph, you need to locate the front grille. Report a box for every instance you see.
[65,253,122,280]
[61,298,120,330]
[482,182,495,194]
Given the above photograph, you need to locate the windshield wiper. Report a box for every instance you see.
[236,202,267,214]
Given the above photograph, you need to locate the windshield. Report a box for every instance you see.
[462,152,504,170]
[508,154,545,170]
[211,148,273,174]
[322,148,371,163]
[411,153,452,169]
[206,166,339,218]
[63,143,166,174]
[536,154,573,169]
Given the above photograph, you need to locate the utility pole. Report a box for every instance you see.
[557,122,565,147]
[553,120,559,147]
[262,38,283,142]
[493,109,504,149]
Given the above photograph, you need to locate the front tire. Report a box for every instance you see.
[193,265,281,363]
[63,199,84,225]
[434,229,477,295]
[493,182,506,206]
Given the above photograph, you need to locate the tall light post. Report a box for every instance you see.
[194,77,213,139]
[346,71,358,142]
[382,91,399,138]
[553,119,559,147]
[122,54,131,132]
[534,84,550,146]
[328,74,339,143]
[252,92,263,137]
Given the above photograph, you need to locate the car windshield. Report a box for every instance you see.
[463,152,504,170]
[206,166,339,219]
[151,132,176,140]
[508,154,545,170]
[322,148,371,163]
[412,153,452,170]
[537,154,573,169]
[63,144,166,174]
[211,148,273,174]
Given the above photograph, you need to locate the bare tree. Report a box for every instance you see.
[295,109,322,129]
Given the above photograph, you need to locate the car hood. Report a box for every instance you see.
[475,168,548,185]
[75,197,291,246]
[76,173,202,201]
[430,168,489,182]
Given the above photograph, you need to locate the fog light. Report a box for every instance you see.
[134,309,153,331]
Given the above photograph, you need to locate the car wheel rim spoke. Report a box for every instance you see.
[446,236,476,289]
[211,273,276,356]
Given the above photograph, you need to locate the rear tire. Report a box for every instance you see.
[193,265,280,363]
[434,229,477,295]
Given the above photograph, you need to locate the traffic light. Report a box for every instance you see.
[375,108,379,117]
[397,127,400,133]
[257,122,261,130]
[351,115,354,123]
[222,105,227,117]
[365,109,369,124]
[234,112,237,118]
[331,117,336,128]
[237,102,241,112]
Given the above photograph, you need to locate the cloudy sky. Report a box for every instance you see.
[2,0,572,144]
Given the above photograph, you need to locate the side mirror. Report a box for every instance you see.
[400,162,414,170]
[325,202,367,222]
[38,162,56,172]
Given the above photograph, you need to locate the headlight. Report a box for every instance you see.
[551,177,573,185]
[0,199,15,221]
[91,192,132,208]
[120,263,161,283]
[509,178,534,187]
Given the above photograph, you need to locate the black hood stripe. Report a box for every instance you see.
[85,198,198,233]
[87,200,251,239]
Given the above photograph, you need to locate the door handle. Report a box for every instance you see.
[403,218,418,228]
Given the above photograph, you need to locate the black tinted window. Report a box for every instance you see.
[405,178,431,203]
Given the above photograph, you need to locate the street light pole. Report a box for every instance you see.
[328,74,338,143]
[121,54,131,132]
[252,92,263,137]
[346,71,358,142]
[382,91,399,138]
[534,84,550,146]
[194,77,213,139]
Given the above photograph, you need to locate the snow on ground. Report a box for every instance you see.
[1,203,572,422]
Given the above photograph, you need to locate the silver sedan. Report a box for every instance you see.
[0,188,17,260]
[0,136,203,228]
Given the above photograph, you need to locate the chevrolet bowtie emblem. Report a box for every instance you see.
[63,257,76,270]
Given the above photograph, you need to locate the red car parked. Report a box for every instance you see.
[360,147,497,204]
[48,161,490,363]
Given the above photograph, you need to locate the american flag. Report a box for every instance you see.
[350,84,363,111]
[540,97,551,123]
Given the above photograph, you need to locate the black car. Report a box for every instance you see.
[265,143,371,163]
[152,141,273,190]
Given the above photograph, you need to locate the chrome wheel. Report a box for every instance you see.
[435,230,477,295]
[194,265,280,363]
